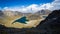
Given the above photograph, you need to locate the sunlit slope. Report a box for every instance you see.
[0,15,24,28]
[0,11,44,28]
[0,15,44,28]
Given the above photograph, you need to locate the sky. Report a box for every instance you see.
[0,0,60,13]
[0,0,54,7]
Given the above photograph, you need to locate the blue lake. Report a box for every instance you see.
[12,16,29,24]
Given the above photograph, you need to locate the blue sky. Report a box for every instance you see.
[0,0,60,13]
[0,0,54,7]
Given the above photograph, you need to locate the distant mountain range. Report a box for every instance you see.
[0,9,51,17]
[0,10,60,34]
[0,9,51,20]
[0,9,51,28]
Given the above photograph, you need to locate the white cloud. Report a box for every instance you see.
[51,0,60,10]
[2,0,60,13]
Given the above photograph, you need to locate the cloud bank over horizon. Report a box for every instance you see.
[1,0,60,13]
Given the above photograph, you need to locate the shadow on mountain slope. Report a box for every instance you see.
[36,10,60,34]
[0,10,60,34]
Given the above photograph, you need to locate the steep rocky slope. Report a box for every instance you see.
[36,10,60,34]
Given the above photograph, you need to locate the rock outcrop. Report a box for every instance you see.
[36,10,60,34]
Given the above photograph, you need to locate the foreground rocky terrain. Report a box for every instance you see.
[0,10,60,34]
